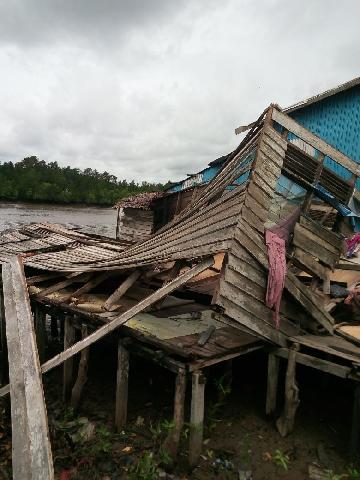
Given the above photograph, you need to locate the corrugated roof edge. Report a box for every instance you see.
[284,76,360,114]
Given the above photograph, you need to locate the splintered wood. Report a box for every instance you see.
[2,256,54,479]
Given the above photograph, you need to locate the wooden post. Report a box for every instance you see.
[350,383,360,458]
[50,316,58,340]
[115,338,129,432]
[70,325,89,411]
[276,344,300,437]
[34,304,46,364]
[63,316,76,402]
[116,206,121,239]
[189,371,206,467]
[0,285,9,387]
[163,369,186,458]
[103,270,141,311]
[266,353,280,416]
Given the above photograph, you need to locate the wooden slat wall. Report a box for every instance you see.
[118,208,153,243]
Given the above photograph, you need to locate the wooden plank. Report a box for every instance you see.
[300,216,344,250]
[2,257,54,479]
[34,304,46,364]
[293,224,338,268]
[0,258,214,399]
[115,339,129,432]
[274,347,356,379]
[69,271,113,300]
[189,371,206,467]
[26,272,64,286]
[272,108,360,177]
[266,353,279,415]
[37,272,89,298]
[104,270,142,311]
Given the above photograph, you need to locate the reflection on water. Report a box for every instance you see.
[0,202,116,237]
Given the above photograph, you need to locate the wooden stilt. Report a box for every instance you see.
[63,316,75,402]
[266,353,280,416]
[350,383,360,458]
[34,304,46,363]
[50,316,58,340]
[276,344,300,437]
[115,338,129,432]
[189,371,206,467]
[163,369,186,458]
[70,325,89,411]
[0,286,9,387]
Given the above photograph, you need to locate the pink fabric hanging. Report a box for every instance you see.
[265,207,301,328]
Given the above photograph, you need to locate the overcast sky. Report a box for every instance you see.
[0,0,359,183]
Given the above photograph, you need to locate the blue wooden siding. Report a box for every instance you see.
[289,87,360,187]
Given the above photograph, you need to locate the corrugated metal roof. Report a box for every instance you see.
[284,76,360,114]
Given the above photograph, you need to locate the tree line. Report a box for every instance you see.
[0,156,166,205]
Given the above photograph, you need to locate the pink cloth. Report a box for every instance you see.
[265,230,286,328]
[346,233,360,257]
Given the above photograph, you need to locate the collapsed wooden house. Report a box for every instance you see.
[1,102,360,477]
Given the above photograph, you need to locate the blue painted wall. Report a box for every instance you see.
[289,86,360,188]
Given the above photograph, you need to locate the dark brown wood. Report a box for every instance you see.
[189,371,206,467]
[70,324,89,411]
[276,344,300,437]
[163,370,186,458]
[34,304,46,363]
[266,353,279,416]
[115,339,129,432]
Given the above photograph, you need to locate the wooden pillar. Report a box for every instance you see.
[70,325,89,411]
[266,353,280,416]
[115,207,121,239]
[63,316,76,402]
[0,285,9,386]
[163,369,186,458]
[189,371,206,467]
[115,338,129,432]
[50,315,58,340]
[34,304,46,364]
[350,383,360,458]
[276,344,300,437]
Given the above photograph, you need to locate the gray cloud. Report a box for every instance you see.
[0,0,359,183]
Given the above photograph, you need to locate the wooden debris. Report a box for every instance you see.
[197,325,216,346]
[115,338,130,432]
[2,256,54,479]
[189,371,206,467]
[70,324,90,411]
[103,270,142,311]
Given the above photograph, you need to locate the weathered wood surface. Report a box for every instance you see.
[0,258,214,398]
[70,324,89,410]
[266,353,279,415]
[115,339,129,431]
[189,371,206,467]
[276,345,300,437]
[63,316,75,402]
[2,257,54,479]
[163,370,186,457]
[103,270,141,311]
[293,223,339,269]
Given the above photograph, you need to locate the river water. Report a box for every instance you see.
[0,202,117,237]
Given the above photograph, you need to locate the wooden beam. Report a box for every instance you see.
[103,269,141,311]
[69,271,113,300]
[115,338,129,432]
[37,272,89,299]
[70,324,89,411]
[266,353,280,416]
[26,272,64,286]
[272,108,360,178]
[34,304,46,363]
[0,257,214,398]
[63,316,75,402]
[2,257,54,479]
[163,369,186,458]
[273,347,357,379]
[189,371,206,467]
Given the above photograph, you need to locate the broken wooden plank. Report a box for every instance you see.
[0,257,214,399]
[36,272,89,299]
[2,257,54,479]
[198,326,216,346]
[68,271,113,300]
[103,269,142,311]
